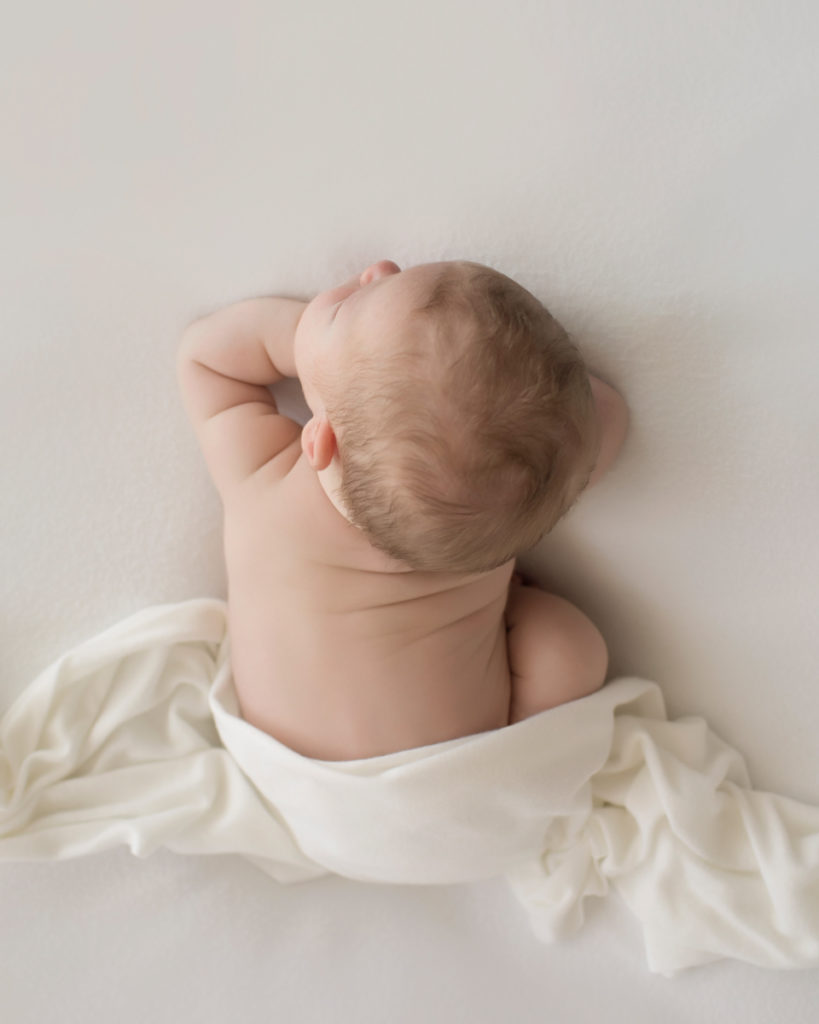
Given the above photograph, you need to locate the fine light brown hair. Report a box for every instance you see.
[324,261,600,574]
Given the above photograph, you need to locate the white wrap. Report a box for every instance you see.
[2,600,817,976]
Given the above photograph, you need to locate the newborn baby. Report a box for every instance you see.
[177,259,629,760]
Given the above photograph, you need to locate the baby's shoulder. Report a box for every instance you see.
[222,448,307,542]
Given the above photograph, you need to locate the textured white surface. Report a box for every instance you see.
[2,0,818,1020]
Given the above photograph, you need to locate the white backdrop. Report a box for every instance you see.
[2,2,818,1020]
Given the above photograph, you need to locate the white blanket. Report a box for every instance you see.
[2,600,817,977]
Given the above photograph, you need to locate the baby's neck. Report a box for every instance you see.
[316,458,352,522]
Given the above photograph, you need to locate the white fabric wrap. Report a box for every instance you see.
[2,600,818,976]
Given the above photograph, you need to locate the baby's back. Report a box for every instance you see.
[224,449,514,760]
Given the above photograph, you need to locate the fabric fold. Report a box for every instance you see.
[2,599,818,975]
[0,601,322,882]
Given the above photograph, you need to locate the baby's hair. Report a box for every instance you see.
[324,261,600,574]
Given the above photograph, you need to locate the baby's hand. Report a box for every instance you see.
[586,376,630,489]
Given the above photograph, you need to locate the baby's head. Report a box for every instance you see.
[293,259,600,574]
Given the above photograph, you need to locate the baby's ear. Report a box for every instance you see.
[301,416,336,470]
[301,417,319,466]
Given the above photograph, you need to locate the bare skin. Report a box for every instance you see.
[177,259,629,760]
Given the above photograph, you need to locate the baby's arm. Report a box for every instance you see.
[177,297,307,498]
[505,577,608,723]
[179,296,305,396]
[586,375,630,489]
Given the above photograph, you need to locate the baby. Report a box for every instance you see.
[177,259,629,760]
